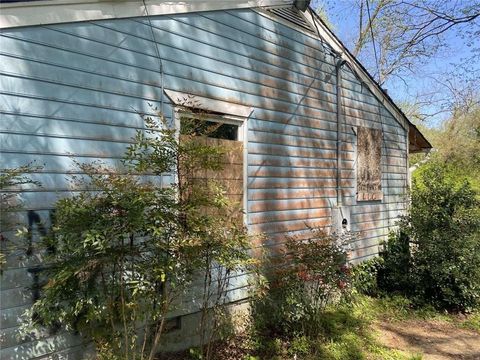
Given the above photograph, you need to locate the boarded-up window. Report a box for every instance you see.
[179,116,244,224]
[357,127,382,201]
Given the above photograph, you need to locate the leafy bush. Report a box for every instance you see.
[407,166,480,311]
[377,231,414,295]
[352,257,384,296]
[28,113,252,360]
[252,228,352,338]
[378,165,480,312]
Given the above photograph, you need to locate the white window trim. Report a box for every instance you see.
[165,89,253,119]
[167,89,252,227]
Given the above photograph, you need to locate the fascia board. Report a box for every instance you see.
[0,0,294,29]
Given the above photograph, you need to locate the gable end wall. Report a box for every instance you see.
[0,8,408,358]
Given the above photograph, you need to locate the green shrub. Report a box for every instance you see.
[27,113,252,360]
[352,257,384,296]
[384,165,480,312]
[252,228,352,338]
[377,231,414,295]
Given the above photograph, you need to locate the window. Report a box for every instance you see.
[179,112,244,224]
[356,126,383,201]
[180,117,239,140]
[165,89,252,225]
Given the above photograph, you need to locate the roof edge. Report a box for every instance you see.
[1,0,432,153]
[304,8,432,152]
[0,0,294,29]
[409,122,432,153]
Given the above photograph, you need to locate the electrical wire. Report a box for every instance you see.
[142,0,165,116]
[307,7,339,58]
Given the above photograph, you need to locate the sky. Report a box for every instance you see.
[310,0,480,128]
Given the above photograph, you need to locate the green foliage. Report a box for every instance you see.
[405,166,480,311]
[247,293,424,360]
[309,296,423,360]
[411,104,480,194]
[0,164,41,272]
[460,311,480,332]
[435,106,480,181]
[0,164,41,230]
[288,335,310,357]
[352,257,384,296]
[252,229,352,339]
[377,231,414,295]
[28,112,252,360]
[370,165,480,312]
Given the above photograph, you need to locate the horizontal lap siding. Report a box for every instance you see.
[0,8,408,357]
[0,13,176,358]
[342,83,408,260]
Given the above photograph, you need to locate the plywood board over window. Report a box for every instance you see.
[165,89,252,226]
[179,117,244,225]
[357,127,383,201]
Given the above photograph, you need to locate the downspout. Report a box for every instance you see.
[336,58,347,207]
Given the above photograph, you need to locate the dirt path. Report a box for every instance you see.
[375,319,480,360]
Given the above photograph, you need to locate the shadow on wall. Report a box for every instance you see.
[0,6,373,358]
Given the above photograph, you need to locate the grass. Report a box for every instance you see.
[458,311,480,332]
[240,294,426,360]
[356,293,480,332]
[180,293,479,359]
[241,294,478,360]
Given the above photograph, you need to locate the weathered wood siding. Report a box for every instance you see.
[0,8,408,358]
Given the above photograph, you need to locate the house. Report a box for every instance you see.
[0,0,431,358]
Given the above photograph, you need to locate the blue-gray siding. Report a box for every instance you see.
[0,8,408,358]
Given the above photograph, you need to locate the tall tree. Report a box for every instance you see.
[345,0,480,85]
[315,0,480,121]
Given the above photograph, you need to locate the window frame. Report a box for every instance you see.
[175,108,245,142]
[165,89,252,226]
[355,126,383,202]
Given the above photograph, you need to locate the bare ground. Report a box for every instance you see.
[375,319,480,360]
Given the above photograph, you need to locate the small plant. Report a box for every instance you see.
[288,335,310,357]
[352,256,384,296]
[253,228,352,338]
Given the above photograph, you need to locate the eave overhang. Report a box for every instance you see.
[0,0,433,155]
[0,0,294,29]
[409,123,432,153]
